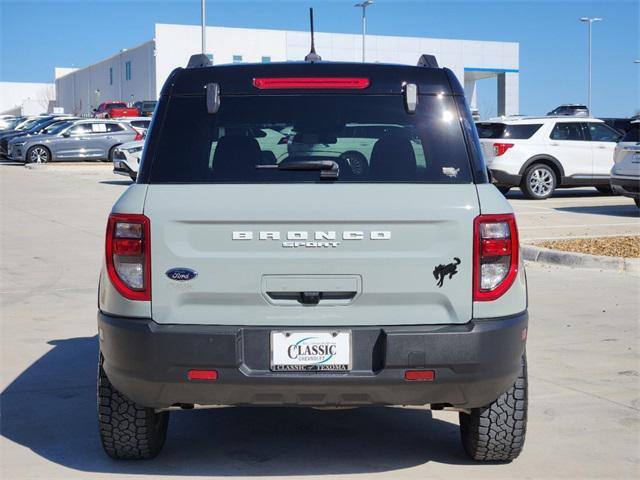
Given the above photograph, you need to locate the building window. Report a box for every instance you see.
[125,61,132,81]
[261,56,271,63]
[206,53,214,64]
[109,67,113,85]
[232,55,242,64]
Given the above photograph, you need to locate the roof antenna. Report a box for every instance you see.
[304,7,321,62]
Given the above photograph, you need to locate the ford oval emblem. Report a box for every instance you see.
[166,268,198,281]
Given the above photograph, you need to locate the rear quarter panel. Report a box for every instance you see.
[473,184,528,319]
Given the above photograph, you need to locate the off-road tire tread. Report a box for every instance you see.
[459,354,527,462]
[97,355,169,459]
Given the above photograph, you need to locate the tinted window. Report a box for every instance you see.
[550,122,584,141]
[621,124,639,143]
[107,103,127,109]
[130,120,150,129]
[476,123,542,139]
[587,123,621,142]
[147,95,473,184]
[44,121,73,134]
[68,124,91,135]
[106,123,125,132]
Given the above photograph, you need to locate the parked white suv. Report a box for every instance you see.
[611,120,640,208]
[477,117,622,199]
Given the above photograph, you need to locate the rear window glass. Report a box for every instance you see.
[621,124,639,142]
[476,123,542,139]
[108,103,127,109]
[147,95,473,184]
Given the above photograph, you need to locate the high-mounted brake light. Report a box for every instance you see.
[252,77,370,90]
[105,213,151,301]
[473,213,519,301]
[493,143,514,156]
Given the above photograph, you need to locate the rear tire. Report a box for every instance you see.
[97,354,169,459]
[521,163,556,200]
[459,354,528,462]
[106,145,119,162]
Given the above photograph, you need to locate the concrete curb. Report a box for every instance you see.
[522,245,640,274]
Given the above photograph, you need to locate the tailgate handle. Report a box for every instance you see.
[267,291,357,305]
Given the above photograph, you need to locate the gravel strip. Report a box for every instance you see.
[533,236,640,258]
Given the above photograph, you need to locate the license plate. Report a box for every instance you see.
[270,331,351,372]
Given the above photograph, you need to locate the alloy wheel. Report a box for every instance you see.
[30,147,49,163]
[529,168,553,197]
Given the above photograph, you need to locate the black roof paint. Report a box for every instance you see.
[161,62,464,97]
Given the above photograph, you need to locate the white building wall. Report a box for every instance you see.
[55,41,156,115]
[0,82,55,115]
[57,24,519,117]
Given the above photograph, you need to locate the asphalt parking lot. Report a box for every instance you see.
[1,163,639,479]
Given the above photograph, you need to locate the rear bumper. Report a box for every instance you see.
[490,169,522,186]
[98,311,528,410]
[610,176,640,198]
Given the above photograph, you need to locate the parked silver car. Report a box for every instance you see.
[7,119,139,163]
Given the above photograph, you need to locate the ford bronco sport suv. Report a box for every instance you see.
[97,53,529,462]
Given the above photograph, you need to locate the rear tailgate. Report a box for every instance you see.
[110,108,138,117]
[145,184,478,326]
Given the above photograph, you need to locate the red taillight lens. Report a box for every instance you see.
[134,130,143,141]
[493,143,514,156]
[277,136,289,145]
[252,77,370,90]
[105,213,151,301]
[473,214,519,301]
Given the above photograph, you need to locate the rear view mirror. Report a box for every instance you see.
[62,132,70,138]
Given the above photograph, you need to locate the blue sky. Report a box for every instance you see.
[1,0,638,117]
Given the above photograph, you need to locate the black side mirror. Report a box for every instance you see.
[62,132,70,138]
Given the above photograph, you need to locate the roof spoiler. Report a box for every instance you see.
[417,54,439,68]
[186,53,212,69]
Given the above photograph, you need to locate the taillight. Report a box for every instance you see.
[493,143,514,156]
[252,77,370,89]
[473,214,519,301]
[105,213,151,301]
[133,130,143,141]
[277,136,289,145]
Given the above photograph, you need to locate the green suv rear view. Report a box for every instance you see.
[97,53,529,462]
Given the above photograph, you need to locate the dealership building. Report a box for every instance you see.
[55,23,519,116]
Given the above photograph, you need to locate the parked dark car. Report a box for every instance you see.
[0,116,79,157]
[132,100,157,117]
[547,104,590,117]
[599,118,633,136]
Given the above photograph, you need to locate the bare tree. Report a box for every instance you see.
[35,85,56,112]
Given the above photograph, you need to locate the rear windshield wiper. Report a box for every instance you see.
[257,160,339,179]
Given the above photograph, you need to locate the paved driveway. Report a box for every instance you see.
[507,188,640,241]
[1,164,639,479]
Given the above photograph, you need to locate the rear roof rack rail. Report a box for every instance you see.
[417,54,439,68]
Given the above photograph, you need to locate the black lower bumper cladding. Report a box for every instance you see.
[98,311,528,409]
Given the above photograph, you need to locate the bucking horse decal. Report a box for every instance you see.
[433,257,461,287]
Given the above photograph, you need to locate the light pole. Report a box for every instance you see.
[201,0,206,55]
[354,1,373,63]
[579,17,602,112]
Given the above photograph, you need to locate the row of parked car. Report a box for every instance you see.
[476,115,640,207]
[93,100,157,119]
[0,114,151,163]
